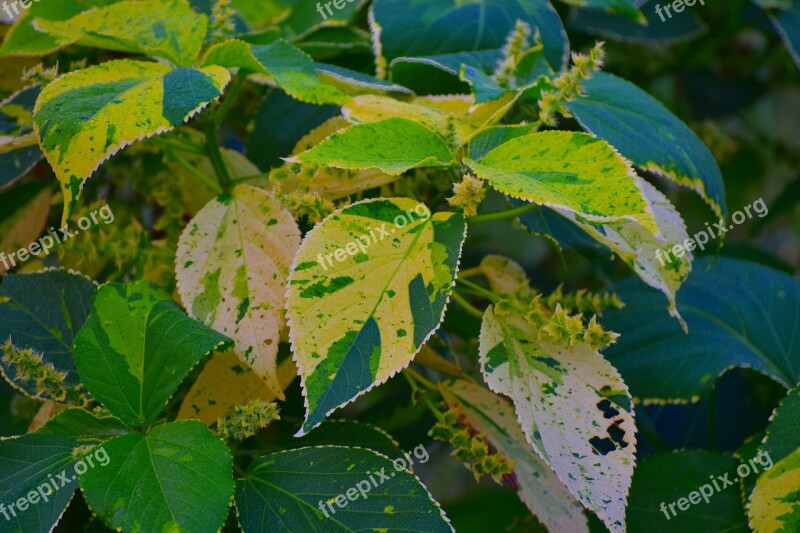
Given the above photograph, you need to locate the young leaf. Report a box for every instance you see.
[466,131,660,236]
[33,59,230,223]
[202,39,349,105]
[287,198,466,434]
[73,280,233,426]
[235,446,453,532]
[748,448,800,533]
[0,0,117,58]
[0,270,96,399]
[34,0,208,66]
[177,350,285,425]
[80,420,234,533]
[370,0,568,74]
[176,185,301,398]
[440,380,589,532]
[480,255,531,296]
[628,451,748,531]
[479,303,637,532]
[289,118,457,176]
[566,72,727,219]
[0,433,79,533]
[604,257,800,402]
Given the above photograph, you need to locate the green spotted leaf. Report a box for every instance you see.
[440,380,589,532]
[628,451,748,531]
[202,39,349,105]
[520,179,692,328]
[34,0,208,66]
[176,185,301,398]
[79,420,234,533]
[748,448,800,533]
[479,301,637,532]
[235,446,453,532]
[73,280,233,426]
[566,72,727,219]
[0,433,79,533]
[0,270,96,400]
[289,118,457,176]
[466,130,659,236]
[604,258,800,402]
[33,59,230,224]
[287,198,466,434]
[0,0,118,58]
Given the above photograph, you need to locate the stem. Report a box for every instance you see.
[467,201,538,224]
[404,367,439,393]
[214,74,247,124]
[457,266,483,279]
[203,118,232,191]
[147,136,206,155]
[165,147,223,194]
[456,278,499,302]
[450,291,485,319]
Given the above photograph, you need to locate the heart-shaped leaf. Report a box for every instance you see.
[80,420,234,533]
[74,280,232,426]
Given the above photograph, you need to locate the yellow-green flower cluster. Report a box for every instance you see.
[538,42,606,126]
[430,407,515,483]
[216,400,280,441]
[494,20,532,87]
[543,285,624,315]
[447,174,486,217]
[279,191,337,224]
[1,339,88,405]
[211,0,236,42]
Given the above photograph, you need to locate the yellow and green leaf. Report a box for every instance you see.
[0,0,117,58]
[33,59,230,223]
[202,39,349,105]
[480,299,637,532]
[34,0,207,66]
[544,179,692,329]
[289,117,457,176]
[176,185,301,398]
[287,198,466,434]
[466,131,660,236]
[440,380,589,532]
[748,448,800,533]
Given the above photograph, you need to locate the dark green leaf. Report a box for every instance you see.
[605,257,800,401]
[236,446,453,532]
[0,271,96,399]
[37,408,128,444]
[73,280,232,426]
[79,421,234,533]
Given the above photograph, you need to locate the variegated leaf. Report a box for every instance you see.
[440,380,589,532]
[34,0,208,66]
[176,185,301,398]
[287,198,466,434]
[546,179,692,329]
[748,448,800,533]
[466,131,659,236]
[479,303,637,532]
[33,59,230,223]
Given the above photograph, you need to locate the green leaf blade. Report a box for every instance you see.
[80,421,234,533]
[236,446,453,532]
[566,72,727,219]
[290,118,457,175]
[74,280,233,426]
